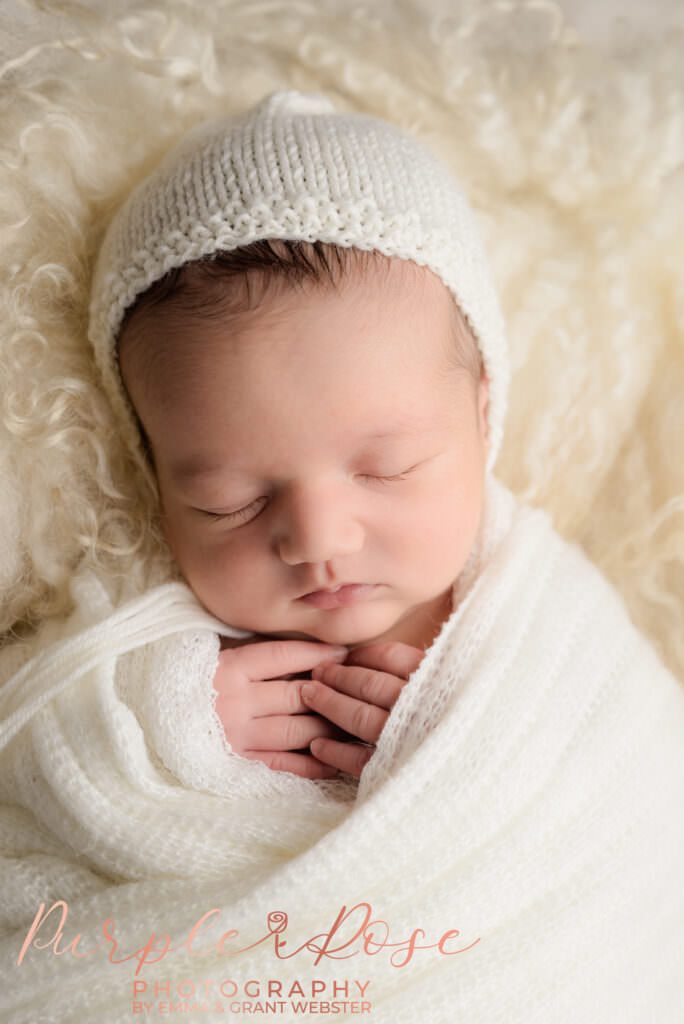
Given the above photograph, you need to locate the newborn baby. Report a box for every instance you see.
[116,240,489,780]
[88,87,509,783]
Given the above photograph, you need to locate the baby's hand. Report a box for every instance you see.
[213,640,348,779]
[302,642,425,778]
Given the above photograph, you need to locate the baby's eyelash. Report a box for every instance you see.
[197,467,418,522]
[358,466,417,484]
[199,496,268,524]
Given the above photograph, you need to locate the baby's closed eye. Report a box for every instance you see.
[355,465,419,484]
[195,495,269,526]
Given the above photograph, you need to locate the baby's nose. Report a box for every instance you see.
[274,487,364,566]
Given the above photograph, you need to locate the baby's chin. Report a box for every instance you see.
[250,614,406,650]
[249,618,419,651]
[233,594,452,650]
[221,588,454,649]
[227,605,392,649]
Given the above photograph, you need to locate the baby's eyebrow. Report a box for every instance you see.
[169,419,440,483]
[169,457,236,484]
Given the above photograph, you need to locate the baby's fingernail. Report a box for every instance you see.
[330,647,348,661]
[301,683,315,701]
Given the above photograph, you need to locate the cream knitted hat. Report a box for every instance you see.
[88,89,509,472]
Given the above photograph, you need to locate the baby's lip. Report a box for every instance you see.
[298,583,378,609]
[299,581,368,597]
[301,582,352,596]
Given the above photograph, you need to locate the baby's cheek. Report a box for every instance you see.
[409,489,480,572]
[193,536,274,610]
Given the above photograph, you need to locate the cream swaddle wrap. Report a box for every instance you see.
[1,472,683,1023]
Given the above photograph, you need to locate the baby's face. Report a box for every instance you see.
[120,257,490,649]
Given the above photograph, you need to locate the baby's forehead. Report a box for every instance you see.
[217,258,466,366]
[117,245,478,423]
[119,235,462,342]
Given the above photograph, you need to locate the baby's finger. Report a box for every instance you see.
[224,640,347,680]
[344,641,425,680]
[241,748,338,779]
[310,661,403,710]
[310,737,374,778]
[300,681,388,744]
[244,712,340,752]
[248,679,313,717]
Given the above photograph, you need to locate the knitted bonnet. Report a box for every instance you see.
[88,89,509,473]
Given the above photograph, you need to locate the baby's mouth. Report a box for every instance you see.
[298,583,377,609]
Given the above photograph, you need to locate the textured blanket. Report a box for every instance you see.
[1,475,683,1023]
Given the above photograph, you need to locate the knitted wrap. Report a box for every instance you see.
[2,474,684,1021]
[88,89,509,473]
